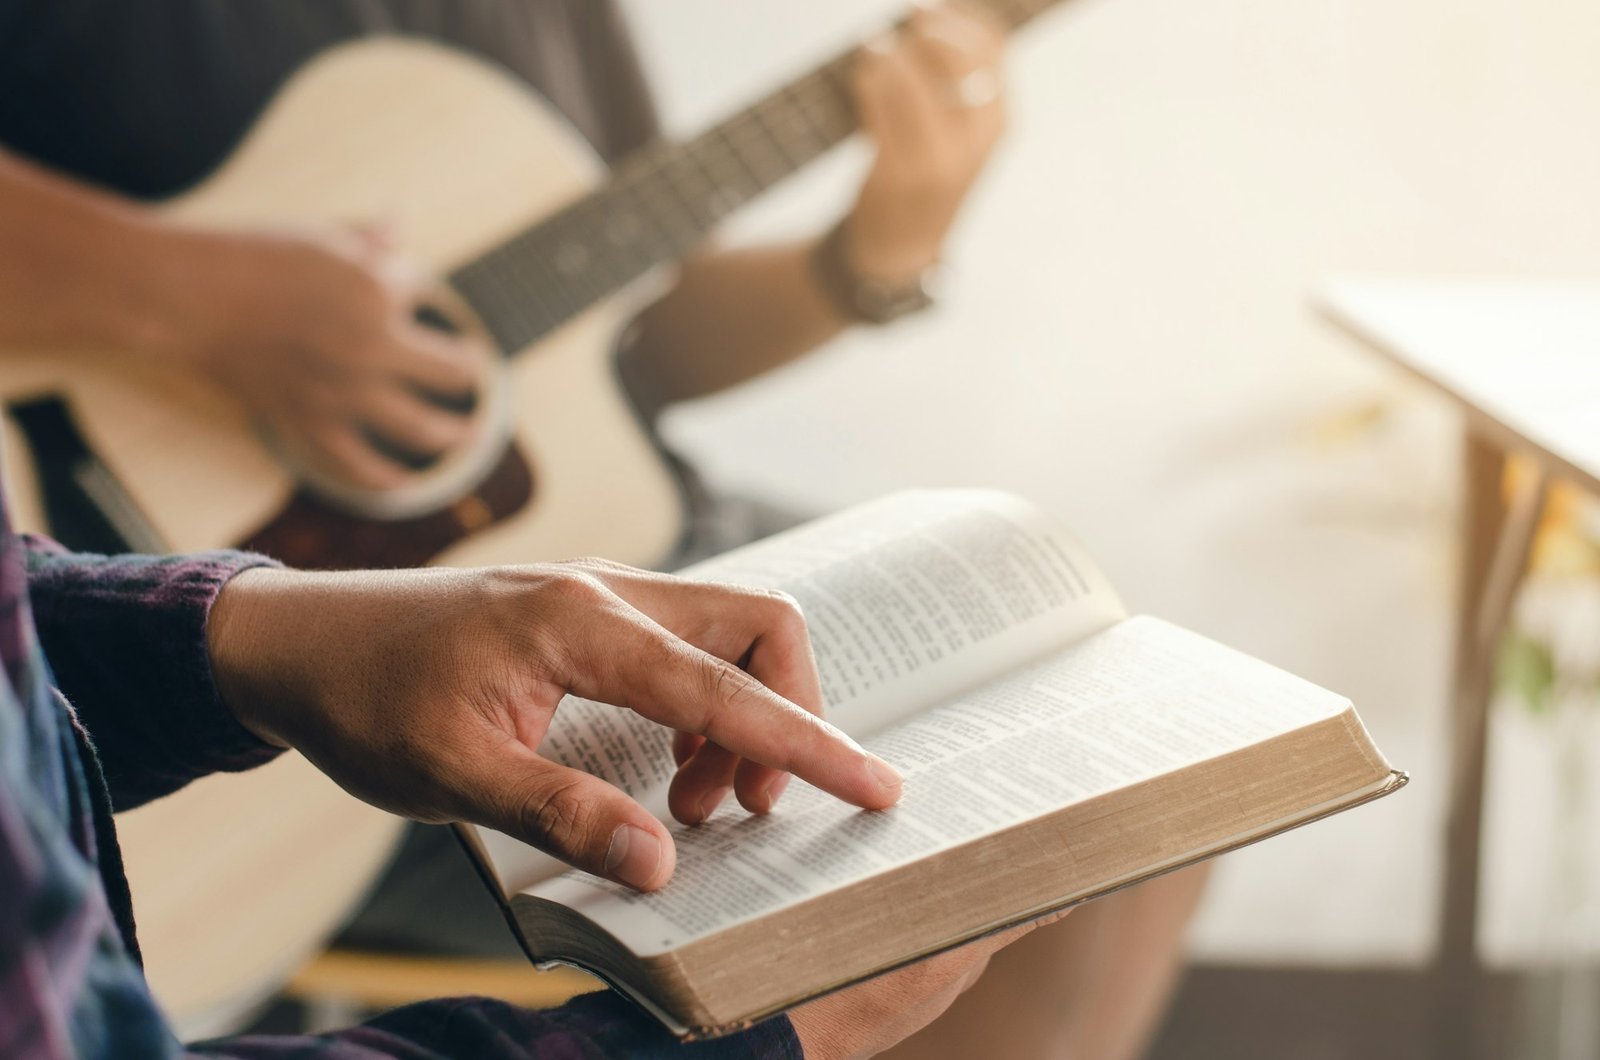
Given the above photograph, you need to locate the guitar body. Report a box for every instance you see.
[0,39,685,1028]
[1,37,686,568]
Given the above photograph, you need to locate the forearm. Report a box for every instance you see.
[621,239,850,418]
[22,536,282,809]
[0,148,223,357]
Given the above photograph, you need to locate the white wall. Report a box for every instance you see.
[621,0,1600,963]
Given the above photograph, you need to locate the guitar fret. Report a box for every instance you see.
[655,170,716,239]
[461,258,542,354]
[673,148,750,234]
[749,93,814,169]
[490,215,588,343]
[480,238,543,312]
[584,197,650,293]
[451,261,507,339]
[545,207,614,303]
[499,232,569,321]
[704,124,763,199]
[722,108,791,187]
[621,171,702,258]
[796,65,855,143]
[639,145,712,231]
[505,263,564,342]
[576,208,636,286]
[521,237,573,316]
[773,82,836,158]
[633,159,701,253]
[544,206,611,306]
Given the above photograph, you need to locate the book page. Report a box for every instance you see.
[525,616,1356,955]
[473,490,1127,893]
[680,490,1127,734]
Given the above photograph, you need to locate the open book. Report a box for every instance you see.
[457,490,1405,1037]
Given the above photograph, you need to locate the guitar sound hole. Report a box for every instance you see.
[362,426,447,472]
[410,303,480,416]
[357,302,487,470]
[242,443,536,570]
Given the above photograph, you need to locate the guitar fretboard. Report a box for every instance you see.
[449,0,1060,354]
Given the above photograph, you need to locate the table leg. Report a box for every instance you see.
[1432,432,1547,1059]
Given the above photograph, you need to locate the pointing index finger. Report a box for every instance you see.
[587,616,903,812]
[658,644,902,811]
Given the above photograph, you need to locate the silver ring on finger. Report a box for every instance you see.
[947,66,1001,109]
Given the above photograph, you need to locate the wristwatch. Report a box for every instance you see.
[812,219,941,326]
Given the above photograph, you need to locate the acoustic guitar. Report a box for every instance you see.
[0,0,1065,1029]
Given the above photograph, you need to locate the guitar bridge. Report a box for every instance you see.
[239,443,535,569]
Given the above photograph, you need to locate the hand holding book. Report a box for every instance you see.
[458,491,1404,1036]
[787,908,1071,1060]
[204,559,903,891]
[198,488,1400,1039]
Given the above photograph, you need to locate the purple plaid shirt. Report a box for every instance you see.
[0,485,801,1058]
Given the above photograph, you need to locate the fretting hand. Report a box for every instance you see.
[789,912,1071,1060]
[845,2,1009,284]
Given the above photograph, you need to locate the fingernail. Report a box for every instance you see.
[866,755,904,800]
[604,824,663,889]
[698,786,731,823]
[863,33,894,55]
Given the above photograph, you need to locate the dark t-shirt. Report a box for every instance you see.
[0,0,658,198]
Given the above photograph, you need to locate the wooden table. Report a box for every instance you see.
[1320,276,1600,1060]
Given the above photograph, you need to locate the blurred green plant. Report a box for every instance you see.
[1497,477,1600,716]
[1498,631,1558,715]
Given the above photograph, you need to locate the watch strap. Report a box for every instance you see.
[811,219,937,325]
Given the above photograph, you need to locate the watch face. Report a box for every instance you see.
[813,220,941,325]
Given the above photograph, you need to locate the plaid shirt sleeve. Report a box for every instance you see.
[189,993,803,1059]
[0,526,805,1057]
[19,535,284,811]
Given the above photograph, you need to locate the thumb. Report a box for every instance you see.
[449,746,677,891]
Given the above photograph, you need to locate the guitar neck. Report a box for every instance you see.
[450,0,1062,354]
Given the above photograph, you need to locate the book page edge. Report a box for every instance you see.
[666,767,1409,1040]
